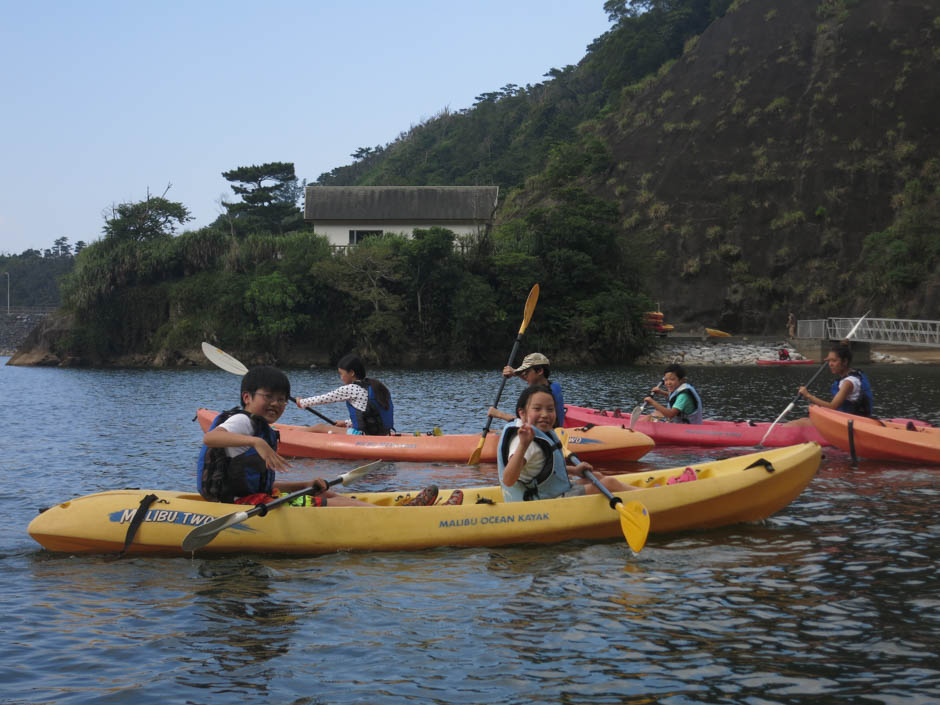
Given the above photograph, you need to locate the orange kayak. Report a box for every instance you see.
[808,406,940,464]
[195,409,654,463]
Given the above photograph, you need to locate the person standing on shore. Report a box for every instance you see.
[787,312,797,338]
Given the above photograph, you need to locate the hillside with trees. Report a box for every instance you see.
[10,0,939,367]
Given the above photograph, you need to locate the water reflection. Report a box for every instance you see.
[4,361,940,704]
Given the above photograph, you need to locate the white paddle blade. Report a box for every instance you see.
[182,510,250,552]
[339,460,384,486]
[201,342,249,375]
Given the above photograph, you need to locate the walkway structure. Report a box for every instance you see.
[798,317,940,347]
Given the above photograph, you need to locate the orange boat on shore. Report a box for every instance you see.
[196,409,655,463]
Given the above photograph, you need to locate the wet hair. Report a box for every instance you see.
[830,344,852,365]
[515,384,555,417]
[240,366,290,406]
[664,363,687,379]
[337,352,391,410]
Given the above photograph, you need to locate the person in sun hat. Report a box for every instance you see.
[487,352,566,427]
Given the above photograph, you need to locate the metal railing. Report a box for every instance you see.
[798,317,940,347]
[1,306,58,315]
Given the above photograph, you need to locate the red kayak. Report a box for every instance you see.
[809,406,940,463]
[564,404,829,448]
[756,359,816,366]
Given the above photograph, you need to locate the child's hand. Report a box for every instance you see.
[517,421,534,446]
[310,477,328,493]
[295,398,305,409]
[571,461,592,478]
[501,365,515,378]
[254,439,290,471]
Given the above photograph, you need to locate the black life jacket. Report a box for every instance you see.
[196,408,278,503]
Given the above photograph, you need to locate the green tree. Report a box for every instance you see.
[221,162,303,234]
[103,188,192,242]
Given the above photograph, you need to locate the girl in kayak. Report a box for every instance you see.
[497,385,634,502]
[296,353,395,435]
[643,363,704,424]
[792,344,873,420]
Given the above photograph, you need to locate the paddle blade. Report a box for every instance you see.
[617,501,650,553]
[467,438,485,465]
[182,510,249,552]
[518,283,540,335]
[201,342,249,375]
[628,405,644,430]
[338,460,384,486]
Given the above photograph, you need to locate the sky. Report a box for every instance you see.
[0,0,612,255]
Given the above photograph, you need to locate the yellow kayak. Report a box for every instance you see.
[705,327,731,337]
[28,444,821,556]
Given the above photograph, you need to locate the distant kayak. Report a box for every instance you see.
[705,328,731,337]
[756,359,816,366]
[564,404,829,448]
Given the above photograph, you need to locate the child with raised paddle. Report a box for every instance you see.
[487,352,566,427]
[199,365,443,506]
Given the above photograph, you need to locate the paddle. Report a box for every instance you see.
[629,377,665,429]
[556,428,649,552]
[201,342,338,426]
[467,284,540,464]
[182,460,383,552]
[758,311,870,446]
[583,470,650,553]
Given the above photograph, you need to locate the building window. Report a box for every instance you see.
[349,229,383,245]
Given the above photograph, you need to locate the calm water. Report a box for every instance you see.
[2,359,939,705]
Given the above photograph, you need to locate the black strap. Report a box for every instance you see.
[118,493,159,555]
[744,458,775,473]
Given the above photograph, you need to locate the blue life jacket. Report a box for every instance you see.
[197,408,278,502]
[497,421,571,502]
[668,382,704,424]
[347,381,395,435]
[549,381,566,427]
[830,369,873,417]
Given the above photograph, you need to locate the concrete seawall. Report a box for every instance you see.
[635,335,932,366]
[0,313,50,355]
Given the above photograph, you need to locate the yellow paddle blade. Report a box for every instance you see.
[617,500,650,553]
[518,283,540,335]
[467,438,485,465]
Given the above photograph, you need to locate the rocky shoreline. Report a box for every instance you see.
[634,340,923,366]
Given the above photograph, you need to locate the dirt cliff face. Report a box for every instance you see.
[593,0,939,332]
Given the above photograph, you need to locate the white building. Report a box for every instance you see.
[304,185,499,249]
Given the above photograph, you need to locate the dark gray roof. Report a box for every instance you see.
[304,186,499,222]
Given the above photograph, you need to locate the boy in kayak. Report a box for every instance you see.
[487,352,566,427]
[497,385,635,502]
[643,363,704,424]
[296,353,395,435]
[199,366,439,506]
[794,344,873,419]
